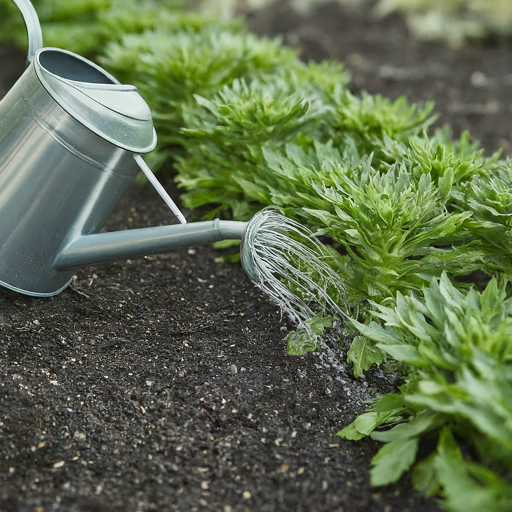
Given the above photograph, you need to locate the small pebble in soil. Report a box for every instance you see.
[230,364,237,374]
[73,431,86,441]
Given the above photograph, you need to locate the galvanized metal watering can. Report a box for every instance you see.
[0,0,248,297]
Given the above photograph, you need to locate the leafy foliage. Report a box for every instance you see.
[167,33,512,502]
[328,90,436,165]
[175,73,332,219]
[177,114,499,305]
[175,75,438,224]
[0,0,187,55]
[457,160,512,273]
[347,335,385,377]
[285,314,335,355]
[340,274,512,504]
[101,28,306,169]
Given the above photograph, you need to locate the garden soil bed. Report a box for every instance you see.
[1,1,512,511]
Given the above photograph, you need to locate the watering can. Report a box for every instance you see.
[0,0,248,297]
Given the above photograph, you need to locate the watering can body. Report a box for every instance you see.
[0,54,144,296]
[0,1,247,297]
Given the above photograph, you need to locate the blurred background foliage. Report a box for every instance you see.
[0,0,191,56]
[2,0,512,55]
[374,0,512,46]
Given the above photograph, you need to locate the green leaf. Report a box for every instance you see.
[339,409,403,441]
[371,437,419,487]
[305,314,335,335]
[336,422,365,441]
[352,320,401,345]
[285,329,318,356]
[433,428,512,512]
[371,411,443,442]
[347,335,385,377]
[376,344,426,366]
[373,393,406,413]
[412,453,440,497]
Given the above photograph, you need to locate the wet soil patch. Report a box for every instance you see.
[2,1,510,510]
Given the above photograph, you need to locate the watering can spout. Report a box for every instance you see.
[53,220,248,271]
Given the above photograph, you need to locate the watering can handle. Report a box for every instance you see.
[11,0,43,67]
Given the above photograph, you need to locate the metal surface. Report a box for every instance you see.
[55,221,248,270]
[0,0,247,298]
[0,63,142,295]
[134,154,187,224]
[36,49,157,153]
[9,0,156,152]
[11,0,43,66]
[0,61,247,296]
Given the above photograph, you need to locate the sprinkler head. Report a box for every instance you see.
[240,228,261,284]
[237,207,347,324]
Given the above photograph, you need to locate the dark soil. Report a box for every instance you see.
[2,1,511,511]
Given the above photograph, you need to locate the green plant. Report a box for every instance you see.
[100,28,302,169]
[265,142,479,301]
[175,76,435,220]
[166,28,512,507]
[339,273,512,510]
[456,160,512,274]
[0,0,240,55]
[176,77,500,305]
[1,0,172,55]
[328,90,437,165]
[175,73,334,218]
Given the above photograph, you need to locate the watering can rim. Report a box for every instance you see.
[10,0,157,153]
[32,47,158,153]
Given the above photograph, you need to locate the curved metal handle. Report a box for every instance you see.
[11,0,43,67]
